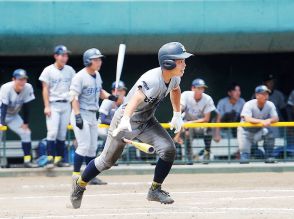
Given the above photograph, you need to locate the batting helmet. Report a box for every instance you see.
[12,69,28,79]
[192,78,208,88]
[111,81,127,90]
[83,48,104,67]
[158,42,193,70]
[54,45,71,55]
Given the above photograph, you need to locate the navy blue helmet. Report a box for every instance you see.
[255,85,271,94]
[158,42,193,70]
[83,48,104,66]
[111,81,127,90]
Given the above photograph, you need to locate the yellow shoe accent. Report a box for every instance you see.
[24,155,31,163]
[54,156,62,164]
[151,181,161,191]
[72,171,81,176]
[47,155,53,161]
[77,176,88,187]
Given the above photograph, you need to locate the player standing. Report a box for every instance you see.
[69,48,119,185]
[173,79,217,164]
[39,45,75,168]
[70,42,193,208]
[0,69,36,168]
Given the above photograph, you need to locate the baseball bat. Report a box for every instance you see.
[122,137,155,154]
[115,44,126,94]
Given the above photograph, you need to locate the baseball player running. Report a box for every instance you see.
[69,42,193,208]
[238,85,279,164]
[70,48,119,185]
[39,45,75,168]
[0,69,36,168]
[173,79,217,164]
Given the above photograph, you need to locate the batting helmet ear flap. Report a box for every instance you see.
[161,60,176,70]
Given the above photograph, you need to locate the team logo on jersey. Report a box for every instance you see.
[144,96,157,104]
[142,81,150,90]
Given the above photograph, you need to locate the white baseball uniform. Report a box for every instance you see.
[70,68,102,157]
[39,64,75,141]
[0,81,35,142]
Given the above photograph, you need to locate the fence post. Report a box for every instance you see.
[0,130,7,167]
[227,128,231,163]
[283,127,287,162]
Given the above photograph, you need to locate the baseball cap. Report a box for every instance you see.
[262,74,275,82]
[192,78,208,88]
[111,81,127,90]
[255,85,271,94]
[12,69,28,79]
[54,45,71,55]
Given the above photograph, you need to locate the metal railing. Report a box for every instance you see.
[1,122,294,166]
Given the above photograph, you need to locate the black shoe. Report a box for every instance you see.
[24,162,38,168]
[147,186,174,204]
[55,160,70,167]
[70,175,86,209]
[88,177,107,185]
[46,159,54,169]
[186,161,194,165]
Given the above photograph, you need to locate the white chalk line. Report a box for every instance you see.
[3,207,294,219]
[1,189,294,200]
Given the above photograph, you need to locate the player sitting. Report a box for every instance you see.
[238,85,279,164]
[0,69,37,168]
[69,42,193,208]
[173,79,217,164]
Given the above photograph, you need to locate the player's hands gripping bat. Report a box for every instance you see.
[114,44,126,95]
[112,115,132,137]
[122,137,155,154]
[169,111,184,133]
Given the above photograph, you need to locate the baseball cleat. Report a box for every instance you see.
[70,175,86,209]
[147,186,174,204]
[202,150,210,164]
[88,177,107,185]
[55,160,71,167]
[24,162,38,168]
[46,159,54,169]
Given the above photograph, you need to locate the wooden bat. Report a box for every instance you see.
[122,138,155,154]
[115,44,126,94]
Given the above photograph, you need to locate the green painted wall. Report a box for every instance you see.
[1,0,294,55]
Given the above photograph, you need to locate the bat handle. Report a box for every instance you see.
[121,137,131,144]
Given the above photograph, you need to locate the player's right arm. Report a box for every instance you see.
[41,82,51,117]
[112,89,145,136]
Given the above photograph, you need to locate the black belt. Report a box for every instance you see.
[80,108,97,113]
[54,100,68,103]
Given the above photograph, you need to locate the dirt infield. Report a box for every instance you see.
[1,172,294,219]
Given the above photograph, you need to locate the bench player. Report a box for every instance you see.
[39,45,75,168]
[70,42,193,208]
[0,69,36,168]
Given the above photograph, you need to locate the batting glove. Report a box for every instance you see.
[75,114,83,129]
[113,115,132,137]
[169,112,184,133]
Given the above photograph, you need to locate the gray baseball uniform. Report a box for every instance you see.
[0,81,35,142]
[39,64,75,141]
[237,99,278,157]
[94,67,180,171]
[70,68,102,157]
[98,99,117,140]
[217,97,245,122]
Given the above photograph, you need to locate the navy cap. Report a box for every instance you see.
[54,45,71,55]
[12,69,28,79]
[262,74,275,82]
[192,78,208,88]
[255,85,271,94]
[111,81,127,90]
